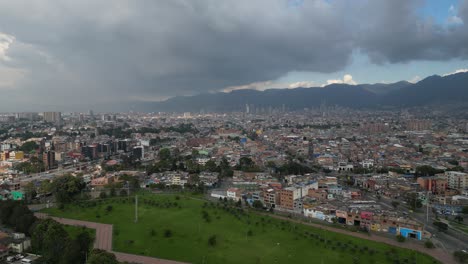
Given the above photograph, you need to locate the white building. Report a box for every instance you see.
[227,188,241,201]
[445,171,468,190]
[360,159,374,169]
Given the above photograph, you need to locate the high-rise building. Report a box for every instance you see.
[43,112,62,125]
[43,150,56,170]
[445,171,468,190]
[405,119,431,131]
[133,146,144,160]
[308,141,314,160]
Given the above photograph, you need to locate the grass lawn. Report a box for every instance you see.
[43,193,438,264]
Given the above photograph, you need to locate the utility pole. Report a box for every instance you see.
[135,195,138,223]
[125,180,130,196]
[426,191,430,223]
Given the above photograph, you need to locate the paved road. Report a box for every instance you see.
[35,213,188,264]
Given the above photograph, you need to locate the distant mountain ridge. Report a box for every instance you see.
[146,72,468,112]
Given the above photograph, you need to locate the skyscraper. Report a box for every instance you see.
[43,150,56,170]
[43,112,62,126]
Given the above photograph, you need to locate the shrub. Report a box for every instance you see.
[164,229,173,238]
[453,250,468,263]
[396,235,406,243]
[99,191,107,199]
[208,235,217,247]
[424,240,435,249]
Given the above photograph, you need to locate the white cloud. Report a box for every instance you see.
[325,74,357,86]
[223,81,278,92]
[223,80,317,92]
[442,68,468,77]
[288,81,315,89]
[447,5,464,25]
[447,15,463,25]
[408,75,421,83]
[0,67,27,89]
[449,5,455,13]
[0,32,15,61]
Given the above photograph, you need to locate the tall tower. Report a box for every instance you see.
[308,141,314,160]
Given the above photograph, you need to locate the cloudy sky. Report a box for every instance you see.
[0,0,468,111]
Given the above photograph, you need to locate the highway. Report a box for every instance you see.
[18,161,98,183]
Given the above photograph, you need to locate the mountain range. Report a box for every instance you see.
[145,72,468,112]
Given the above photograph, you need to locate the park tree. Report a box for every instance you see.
[19,141,39,152]
[450,166,465,172]
[23,181,37,202]
[51,174,85,204]
[424,240,435,249]
[252,200,263,209]
[14,159,45,174]
[204,160,218,172]
[237,157,255,171]
[415,165,443,176]
[453,250,468,264]
[396,234,406,242]
[164,229,173,238]
[32,219,70,263]
[433,221,448,232]
[462,206,468,214]
[38,179,53,195]
[87,249,119,264]
[185,159,200,173]
[64,231,93,264]
[0,201,36,235]
[159,148,171,161]
[99,191,108,199]
[219,157,233,178]
[10,205,36,235]
[208,235,217,247]
[119,174,140,190]
[109,187,116,197]
[405,193,423,210]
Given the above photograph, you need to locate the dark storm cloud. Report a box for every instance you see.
[354,0,468,64]
[0,0,467,110]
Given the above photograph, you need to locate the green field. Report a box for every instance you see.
[43,194,438,264]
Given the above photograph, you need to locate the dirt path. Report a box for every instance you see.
[267,213,456,264]
[34,213,188,264]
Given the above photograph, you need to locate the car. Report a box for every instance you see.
[6,256,17,262]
